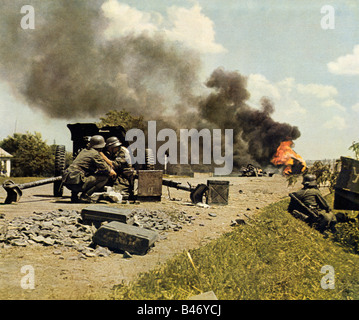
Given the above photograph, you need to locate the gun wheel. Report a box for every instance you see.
[53,145,66,197]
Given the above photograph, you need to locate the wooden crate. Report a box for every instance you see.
[206,180,229,205]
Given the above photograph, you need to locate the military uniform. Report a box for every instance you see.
[105,146,135,199]
[288,174,337,233]
[62,148,111,201]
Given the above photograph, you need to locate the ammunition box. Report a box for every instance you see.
[81,205,134,226]
[92,221,159,255]
[137,170,163,201]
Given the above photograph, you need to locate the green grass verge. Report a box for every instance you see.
[325,193,359,255]
[111,198,359,300]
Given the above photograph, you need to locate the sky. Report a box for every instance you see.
[1,0,359,161]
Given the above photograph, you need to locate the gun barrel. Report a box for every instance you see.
[18,176,62,190]
[2,176,63,204]
[162,179,192,192]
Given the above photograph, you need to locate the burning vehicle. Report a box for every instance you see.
[238,164,274,177]
[271,140,307,175]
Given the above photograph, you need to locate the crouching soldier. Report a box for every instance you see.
[62,135,116,203]
[288,174,337,233]
[101,136,135,200]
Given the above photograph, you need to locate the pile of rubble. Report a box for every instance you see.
[132,208,195,232]
[0,207,195,257]
[0,209,92,248]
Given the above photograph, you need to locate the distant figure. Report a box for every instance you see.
[288,174,337,233]
[62,135,116,203]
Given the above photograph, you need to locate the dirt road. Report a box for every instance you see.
[0,174,298,299]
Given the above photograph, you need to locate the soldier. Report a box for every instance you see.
[288,174,337,233]
[62,135,116,203]
[102,136,135,200]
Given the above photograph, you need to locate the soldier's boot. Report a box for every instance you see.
[71,192,80,203]
[79,193,94,203]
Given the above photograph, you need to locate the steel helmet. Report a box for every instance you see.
[302,174,317,187]
[88,135,106,149]
[106,136,122,149]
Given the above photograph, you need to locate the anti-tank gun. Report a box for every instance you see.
[2,123,209,204]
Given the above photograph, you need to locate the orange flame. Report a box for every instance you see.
[271,141,306,175]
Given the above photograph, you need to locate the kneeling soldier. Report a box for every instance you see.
[62,135,116,203]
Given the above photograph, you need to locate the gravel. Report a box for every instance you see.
[0,207,196,257]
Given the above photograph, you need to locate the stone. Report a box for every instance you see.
[84,251,96,257]
[43,237,55,246]
[94,246,112,257]
[31,235,46,243]
[0,207,193,257]
[12,239,27,247]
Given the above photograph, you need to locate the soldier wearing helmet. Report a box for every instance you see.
[288,174,337,233]
[102,136,135,199]
[62,135,116,203]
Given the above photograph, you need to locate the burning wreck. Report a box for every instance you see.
[238,164,274,177]
[271,140,307,175]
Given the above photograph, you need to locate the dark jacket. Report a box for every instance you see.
[292,187,330,212]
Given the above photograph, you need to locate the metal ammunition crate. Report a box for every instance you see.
[81,205,134,226]
[92,221,159,255]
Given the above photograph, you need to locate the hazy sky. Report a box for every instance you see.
[1,0,359,161]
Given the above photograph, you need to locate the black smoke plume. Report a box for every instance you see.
[199,68,301,168]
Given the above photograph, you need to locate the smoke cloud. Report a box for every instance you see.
[0,0,301,169]
[199,68,301,168]
[0,0,201,121]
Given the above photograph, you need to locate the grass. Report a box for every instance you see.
[110,197,359,300]
[326,193,359,255]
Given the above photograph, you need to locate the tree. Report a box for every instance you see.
[349,141,359,160]
[306,160,340,193]
[0,132,55,177]
[286,160,340,193]
[97,109,145,131]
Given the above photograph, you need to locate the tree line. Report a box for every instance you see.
[0,132,58,177]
